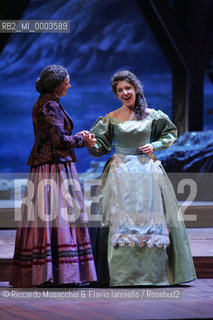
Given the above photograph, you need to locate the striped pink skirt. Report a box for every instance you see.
[9,162,97,287]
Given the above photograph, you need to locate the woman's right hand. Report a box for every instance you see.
[76,130,96,148]
[85,133,96,149]
[76,130,90,137]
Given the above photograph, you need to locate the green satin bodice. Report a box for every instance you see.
[88,109,177,157]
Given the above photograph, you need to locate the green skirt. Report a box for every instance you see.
[90,154,197,287]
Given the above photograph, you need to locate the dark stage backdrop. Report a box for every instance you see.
[0,0,212,173]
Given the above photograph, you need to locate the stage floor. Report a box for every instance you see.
[0,229,213,319]
[0,279,213,319]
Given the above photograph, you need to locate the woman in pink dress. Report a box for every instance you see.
[9,65,97,287]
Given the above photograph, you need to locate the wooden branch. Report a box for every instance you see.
[149,0,191,69]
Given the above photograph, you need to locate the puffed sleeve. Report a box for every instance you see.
[150,110,177,151]
[39,101,85,149]
[88,115,114,157]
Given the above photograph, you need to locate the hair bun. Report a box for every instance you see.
[35,65,69,94]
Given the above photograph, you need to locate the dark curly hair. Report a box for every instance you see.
[111,70,148,120]
[35,65,69,94]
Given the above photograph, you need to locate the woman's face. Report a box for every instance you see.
[116,80,137,108]
[53,75,71,97]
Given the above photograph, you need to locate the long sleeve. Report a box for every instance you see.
[150,110,177,151]
[88,115,114,157]
[38,101,85,149]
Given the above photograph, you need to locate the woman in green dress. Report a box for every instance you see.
[87,70,197,287]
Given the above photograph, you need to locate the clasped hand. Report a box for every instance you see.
[76,130,96,148]
[138,143,154,154]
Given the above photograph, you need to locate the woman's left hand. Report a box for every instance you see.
[138,143,154,154]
